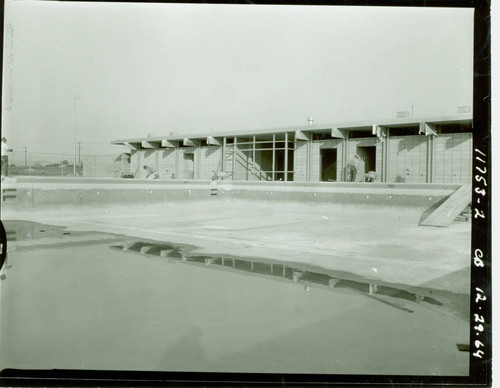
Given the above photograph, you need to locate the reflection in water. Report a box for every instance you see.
[110,240,443,311]
[4,221,71,242]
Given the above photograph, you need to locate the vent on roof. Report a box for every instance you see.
[396,111,409,118]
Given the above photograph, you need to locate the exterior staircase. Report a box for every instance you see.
[225,146,270,181]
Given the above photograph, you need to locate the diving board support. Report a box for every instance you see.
[419,184,472,227]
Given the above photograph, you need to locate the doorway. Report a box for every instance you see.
[183,153,194,179]
[321,149,337,181]
[357,146,376,174]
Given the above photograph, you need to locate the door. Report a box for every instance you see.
[321,149,337,181]
[357,146,376,181]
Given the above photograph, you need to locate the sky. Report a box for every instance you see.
[1,1,474,158]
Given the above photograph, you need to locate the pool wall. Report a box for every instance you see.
[0,177,463,211]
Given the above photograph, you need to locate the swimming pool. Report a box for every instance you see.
[0,221,469,375]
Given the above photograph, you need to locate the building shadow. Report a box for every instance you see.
[445,134,470,150]
[157,326,209,371]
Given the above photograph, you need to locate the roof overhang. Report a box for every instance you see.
[111,113,472,145]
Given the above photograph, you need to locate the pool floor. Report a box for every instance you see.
[0,224,469,375]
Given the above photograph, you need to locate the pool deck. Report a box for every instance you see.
[2,198,471,296]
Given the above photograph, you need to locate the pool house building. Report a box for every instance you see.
[110,113,473,184]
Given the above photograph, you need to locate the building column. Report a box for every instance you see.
[272,134,276,181]
[252,135,256,180]
[195,143,201,179]
[306,132,312,182]
[137,148,142,177]
[427,132,434,183]
[383,129,390,183]
[343,130,349,182]
[175,145,179,179]
[284,132,288,182]
[382,129,389,182]
[222,137,226,173]
[233,137,237,180]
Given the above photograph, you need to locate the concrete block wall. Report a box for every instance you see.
[130,150,141,177]
[130,149,159,179]
[199,146,222,179]
[142,149,158,171]
[293,141,308,181]
[387,136,428,183]
[433,133,472,184]
[158,148,177,179]
[310,142,321,181]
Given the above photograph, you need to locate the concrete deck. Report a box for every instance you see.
[2,198,471,297]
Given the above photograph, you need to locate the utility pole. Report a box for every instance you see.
[73,94,81,176]
[77,142,83,167]
[23,146,28,167]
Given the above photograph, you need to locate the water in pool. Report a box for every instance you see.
[0,221,469,375]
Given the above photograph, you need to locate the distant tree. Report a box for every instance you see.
[9,163,16,167]
[61,160,69,166]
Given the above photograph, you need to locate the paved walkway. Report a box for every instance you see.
[2,198,471,295]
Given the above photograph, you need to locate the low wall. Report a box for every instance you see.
[0,176,462,211]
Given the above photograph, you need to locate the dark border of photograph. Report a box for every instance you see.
[0,0,491,386]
